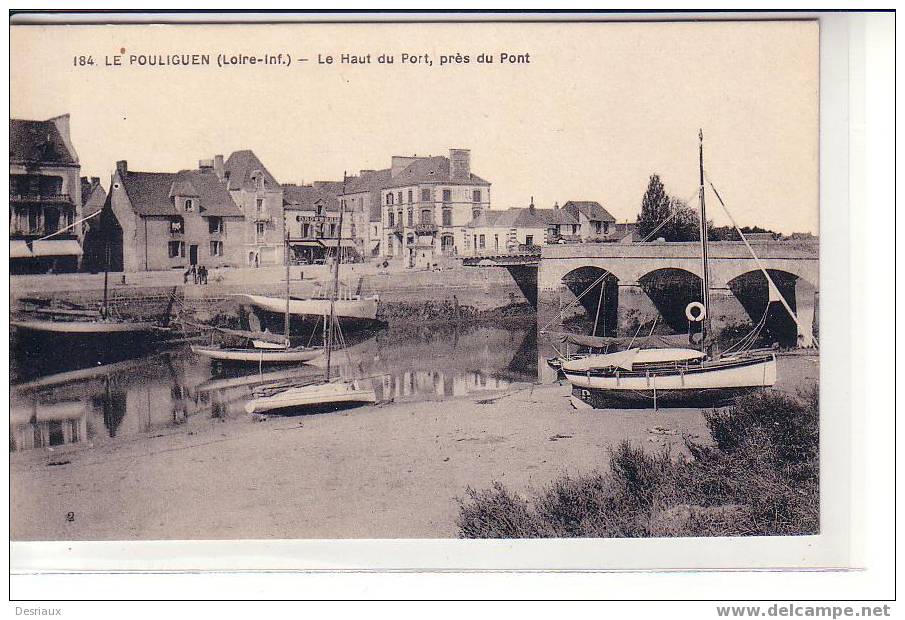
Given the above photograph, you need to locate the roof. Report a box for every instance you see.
[562,200,616,223]
[386,156,490,189]
[223,150,280,192]
[282,183,340,213]
[340,169,394,222]
[468,208,547,229]
[533,208,578,226]
[81,178,107,213]
[9,118,77,165]
[120,169,242,217]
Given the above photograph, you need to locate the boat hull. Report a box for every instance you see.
[237,294,379,321]
[563,354,776,408]
[191,344,322,363]
[11,319,157,334]
[245,381,377,414]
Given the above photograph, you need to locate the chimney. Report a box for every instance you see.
[91,176,100,185]
[198,158,214,171]
[359,169,375,176]
[529,196,536,214]
[449,148,471,181]
[116,160,128,176]
[213,154,225,180]
[554,201,559,210]
[391,156,418,177]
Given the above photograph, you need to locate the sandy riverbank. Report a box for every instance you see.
[11,382,712,541]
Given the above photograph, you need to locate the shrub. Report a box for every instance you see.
[457,384,819,538]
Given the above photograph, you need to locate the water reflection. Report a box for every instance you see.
[10,322,538,453]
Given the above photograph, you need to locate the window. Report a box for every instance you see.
[397,191,403,205]
[208,217,223,234]
[387,236,394,256]
[421,209,432,225]
[256,198,264,213]
[168,241,184,258]
[603,222,610,234]
[387,193,394,206]
[421,188,431,202]
[329,223,336,237]
[407,209,414,227]
[408,190,413,203]
[388,211,394,227]
[210,240,223,257]
[494,235,499,250]
[442,209,452,226]
[442,189,452,202]
[473,235,478,249]
[473,189,481,203]
[472,208,481,220]
[525,235,534,246]
[479,234,486,249]
[256,222,266,241]
[169,217,184,234]
[184,198,195,212]
[397,210,403,227]
[595,221,602,234]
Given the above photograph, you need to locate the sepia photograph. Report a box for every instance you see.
[8,16,826,553]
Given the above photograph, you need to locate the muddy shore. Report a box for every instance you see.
[9,355,817,541]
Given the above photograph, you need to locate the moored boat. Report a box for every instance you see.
[191,343,321,363]
[236,292,379,321]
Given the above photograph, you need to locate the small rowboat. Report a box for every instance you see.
[244,379,377,414]
[190,343,321,363]
[11,319,157,335]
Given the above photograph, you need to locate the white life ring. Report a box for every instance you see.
[685,301,706,322]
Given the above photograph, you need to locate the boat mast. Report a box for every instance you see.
[325,172,347,380]
[698,129,714,356]
[284,228,291,344]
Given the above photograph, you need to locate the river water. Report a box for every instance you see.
[10,322,543,454]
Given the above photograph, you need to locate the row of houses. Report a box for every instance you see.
[9,114,632,273]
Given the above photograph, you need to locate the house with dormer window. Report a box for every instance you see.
[107,159,244,271]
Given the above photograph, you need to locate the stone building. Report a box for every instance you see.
[379,149,491,263]
[9,114,84,273]
[560,200,618,241]
[283,181,356,263]
[466,204,547,255]
[339,169,392,258]
[221,150,286,267]
[108,159,245,272]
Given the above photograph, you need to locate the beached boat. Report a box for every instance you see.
[236,292,379,321]
[561,131,784,407]
[243,176,377,415]
[192,233,321,364]
[11,206,165,338]
[244,378,376,414]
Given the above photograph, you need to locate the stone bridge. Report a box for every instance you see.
[465,240,819,347]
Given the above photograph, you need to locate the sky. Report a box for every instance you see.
[11,21,818,233]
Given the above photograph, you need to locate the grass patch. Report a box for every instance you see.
[457,386,819,538]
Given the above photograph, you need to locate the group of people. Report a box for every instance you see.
[184,264,209,285]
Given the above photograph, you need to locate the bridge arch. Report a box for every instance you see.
[560,265,620,337]
[637,267,704,333]
[727,268,818,348]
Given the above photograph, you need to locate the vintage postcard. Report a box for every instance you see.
[9,16,840,571]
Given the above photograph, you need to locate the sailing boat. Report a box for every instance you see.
[11,201,157,337]
[561,131,778,407]
[191,231,321,364]
[244,174,377,415]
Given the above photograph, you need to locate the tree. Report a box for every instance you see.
[636,174,672,240]
[668,197,700,242]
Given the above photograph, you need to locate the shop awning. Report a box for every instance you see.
[10,240,33,258]
[32,240,83,257]
[289,240,323,248]
[317,238,357,249]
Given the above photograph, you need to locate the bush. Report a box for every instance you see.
[457,384,819,538]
